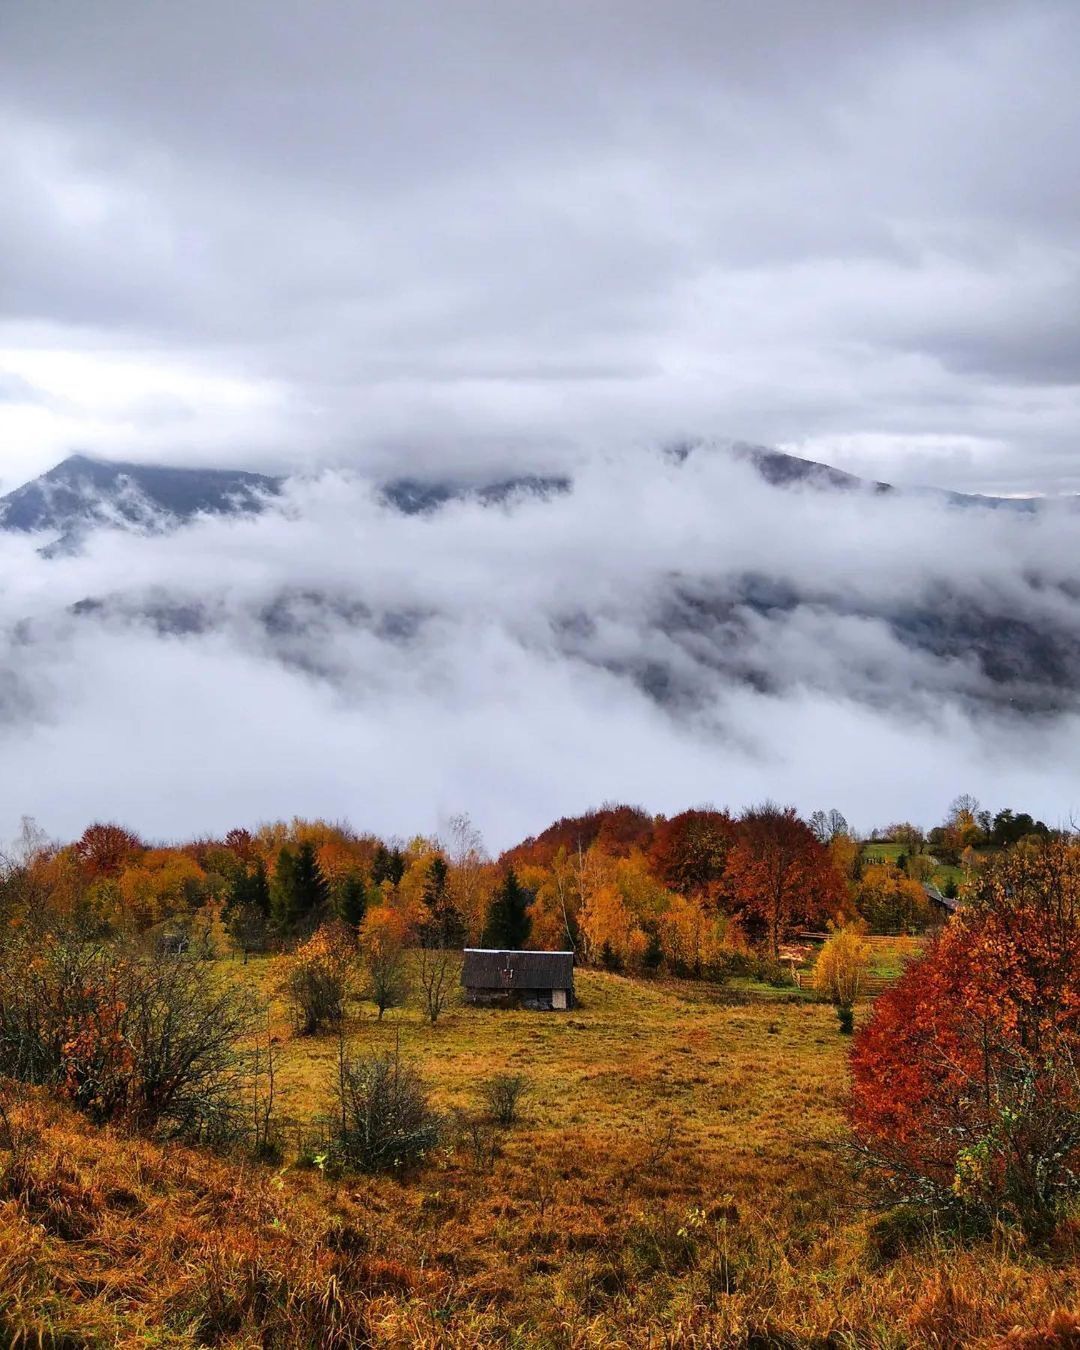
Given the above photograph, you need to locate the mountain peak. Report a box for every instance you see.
[0,454,283,547]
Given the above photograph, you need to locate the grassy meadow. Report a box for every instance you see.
[5,955,1080,1347]
[859,843,964,894]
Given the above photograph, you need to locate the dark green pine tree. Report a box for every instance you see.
[371,843,391,886]
[425,854,449,902]
[293,841,330,930]
[225,864,252,916]
[421,855,465,948]
[270,847,298,932]
[372,843,407,888]
[250,857,272,919]
[335,873,368,929]
[225,856,271,916]
[481,868,532,950]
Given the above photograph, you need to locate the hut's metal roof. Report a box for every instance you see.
[461,948,574,990]
[923,883,958,914]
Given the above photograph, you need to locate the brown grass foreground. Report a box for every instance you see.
[3,966,1080,1347]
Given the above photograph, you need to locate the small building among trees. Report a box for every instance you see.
[461,949,575,1010]
[923,882,958,920]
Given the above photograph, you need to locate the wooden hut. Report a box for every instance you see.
[461,949,575,1010]
[923,883,958,920]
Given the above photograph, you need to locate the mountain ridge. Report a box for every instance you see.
[0,444,1060,557]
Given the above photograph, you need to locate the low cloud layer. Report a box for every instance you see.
[1,1,1079,494]
[2,449,1079,850]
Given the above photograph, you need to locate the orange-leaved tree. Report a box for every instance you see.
[850,839,1080,1236]
[281,922,356,1035]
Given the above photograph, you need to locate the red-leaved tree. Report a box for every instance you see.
[73,822,144,878]
[850,839,1080,1236]
[726,804,846,957]
[649,809,737,905]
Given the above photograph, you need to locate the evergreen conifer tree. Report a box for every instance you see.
[292,841,330,930]
[336,874,368,929]
[481,868,532,949]
[371,843,392,886]
[371,843,406,887]
[225,864,252,915]
[250,857,272,919]
[270,847,297,932]
[642,928,664,973]
[420,855,465,947]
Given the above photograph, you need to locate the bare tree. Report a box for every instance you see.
[249,1010,279,1158]
[363,930,409,1019]
[809,809,850,843]
[417,943,458,1024]
[444,812,488,938]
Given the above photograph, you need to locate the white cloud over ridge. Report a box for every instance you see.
[1,447,1078,850]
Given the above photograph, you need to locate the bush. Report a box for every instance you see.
[864,1206,936,1268]
[326,1043,440,1173]
[481,1072,531,1126]
[750,955,789,987]
[452,1108,500,1171]
[0,922,256,1140]
[837,1005,855,1035]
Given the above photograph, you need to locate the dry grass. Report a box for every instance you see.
[3,964,1080,1346]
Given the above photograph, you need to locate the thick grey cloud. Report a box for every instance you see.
[1,1,1079,492]
[2,453,1080,850]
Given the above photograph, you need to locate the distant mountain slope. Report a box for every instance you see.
[686,440,1046,510]
[731,443,893,493]
[0,454,283,553]
[0,455,576,552]
[379,473,571,514]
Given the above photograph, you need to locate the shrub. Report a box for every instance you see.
[452,1108,500,1172]
[751,955,789,987]
[599,940,624,973]
[863,1206,936,1268]
[481,1072,531,1126]
[280,923,355,1035]
[0,922,256,1140]
[837,1005,855,1035]
[326,1043,440,1173]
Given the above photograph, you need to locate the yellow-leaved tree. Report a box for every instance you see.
[813,922,870,1009]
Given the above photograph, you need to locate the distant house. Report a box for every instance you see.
[924,883,958,920]
[461,949,575,1010]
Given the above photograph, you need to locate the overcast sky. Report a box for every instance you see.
[2,0,1079,497]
